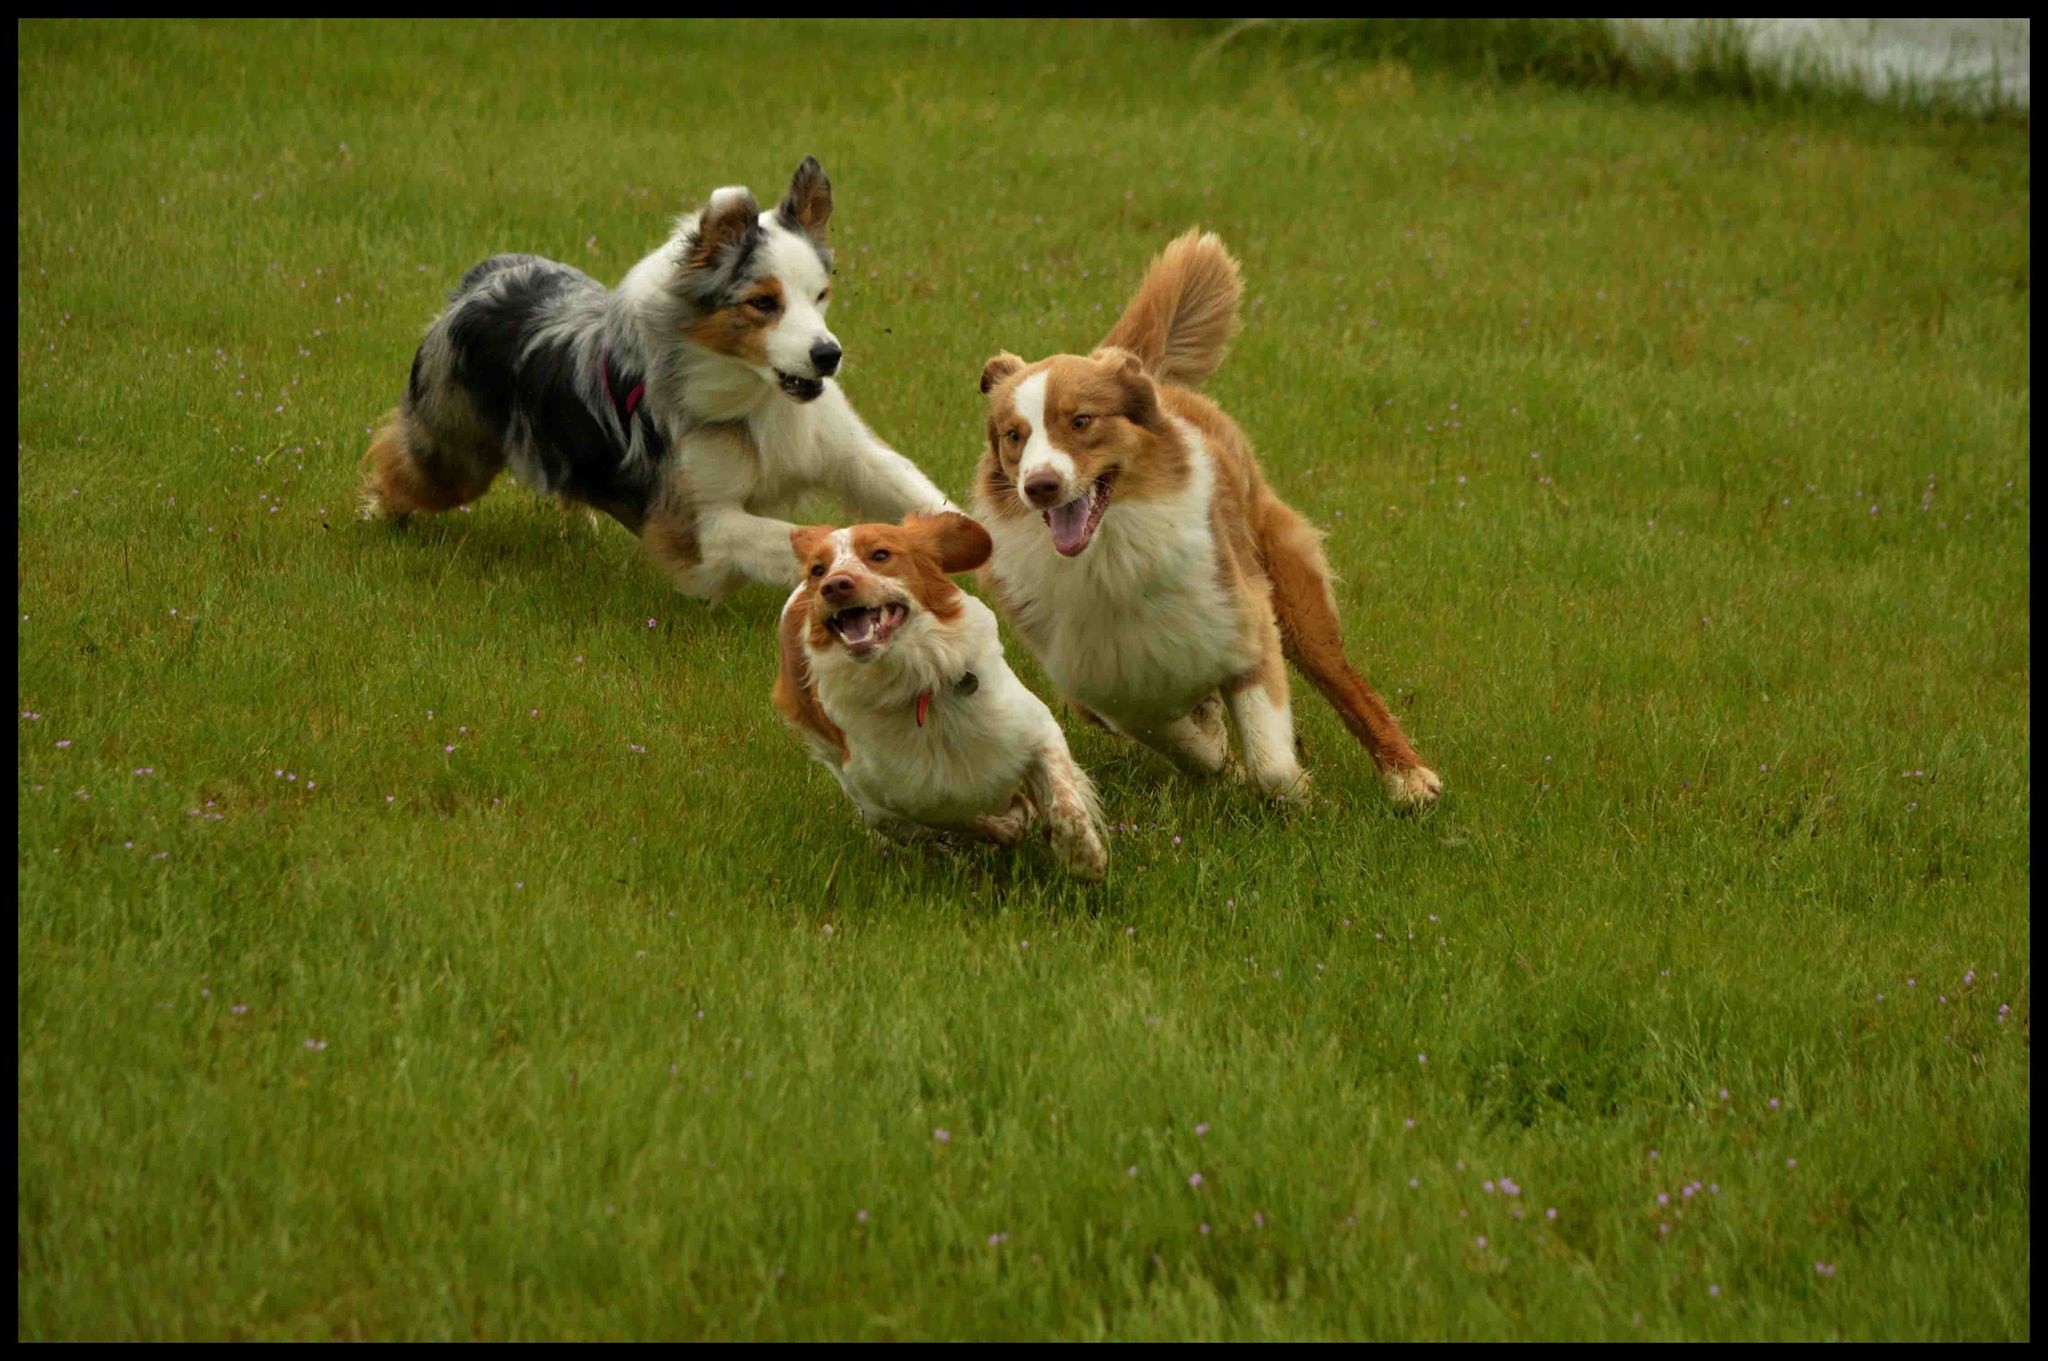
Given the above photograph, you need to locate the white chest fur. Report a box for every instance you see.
[985,427,1250,725]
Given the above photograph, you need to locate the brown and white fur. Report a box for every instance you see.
[774,512,1108,881]
[972,231,1441,809]
[360,157,953,601]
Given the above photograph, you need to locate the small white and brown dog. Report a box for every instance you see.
[773,511,1109,881]
[973,231,1442,809]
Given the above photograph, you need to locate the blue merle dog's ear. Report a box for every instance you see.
[778,156,833,242]
[685,185,761,274]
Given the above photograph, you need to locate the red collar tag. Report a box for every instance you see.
[916,691,932,728]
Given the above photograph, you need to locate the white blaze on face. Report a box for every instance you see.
[1010,371,1078,498]
[757,217,835,376]
[825,527,858,578]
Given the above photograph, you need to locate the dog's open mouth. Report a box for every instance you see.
[1043,473,1116,557]
[777,370,826,403]
[826,601,910,658]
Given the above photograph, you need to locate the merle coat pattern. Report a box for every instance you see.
[363,157,953,600]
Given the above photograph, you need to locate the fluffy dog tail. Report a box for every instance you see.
[1260,498,1443,809]
[1098,229,1241,390]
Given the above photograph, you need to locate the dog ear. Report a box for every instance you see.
[789,524,834,569]
[979,352,1025,395]
[685,185,761,273]
[907,511,993,575]
[1097,346,1162,429]
[778,156,833,241]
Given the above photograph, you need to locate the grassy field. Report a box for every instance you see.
[16,19,2030,1341]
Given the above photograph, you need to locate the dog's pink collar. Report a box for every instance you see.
[599,346,644,423]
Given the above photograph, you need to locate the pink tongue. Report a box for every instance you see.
[1047,494,1094,556]
[839,611,875,643]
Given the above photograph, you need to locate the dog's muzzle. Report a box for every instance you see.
[777,370,827,403]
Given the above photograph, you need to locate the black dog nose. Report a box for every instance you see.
[1023,473,1063,508]
[810,340,842,377]
[821,573,855,602]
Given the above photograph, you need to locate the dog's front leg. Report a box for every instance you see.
[646,426,806,599]
[1025,743,1108,883]
[970,790,1037,846]
[808,386,958,519]
[696,506,806,593]
[645,499,801,600]
[1126,696,1232,778]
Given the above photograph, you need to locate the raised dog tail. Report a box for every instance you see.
[1098,229,1242,390]
[1260,498,1442,808]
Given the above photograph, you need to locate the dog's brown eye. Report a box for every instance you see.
[1072,414,1093,430]
[747,296,780,314]
[1005,429,1021,444]
[870,549,891,564]
[810,563,825,577]
[817,289,830,304]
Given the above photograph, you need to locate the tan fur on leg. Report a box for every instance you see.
[359,412,494,520]
[1260,499,1439,808]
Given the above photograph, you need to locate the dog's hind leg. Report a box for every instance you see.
[359,403,502,521]
[1260,497,1439,809]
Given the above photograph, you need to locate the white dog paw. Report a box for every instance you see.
[1383,764,1443,811]
[1248,762,1311,807]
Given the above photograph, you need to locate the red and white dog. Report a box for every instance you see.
[773,511,1109,880]
[973,232,1442,808]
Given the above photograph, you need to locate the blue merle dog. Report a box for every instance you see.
[362,157,953,599]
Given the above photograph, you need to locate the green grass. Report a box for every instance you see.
[16,19,2030,1341]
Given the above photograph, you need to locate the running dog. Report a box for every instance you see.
[774,511,1109,881]
[972,231,1442,808]
[362,157,952,599]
